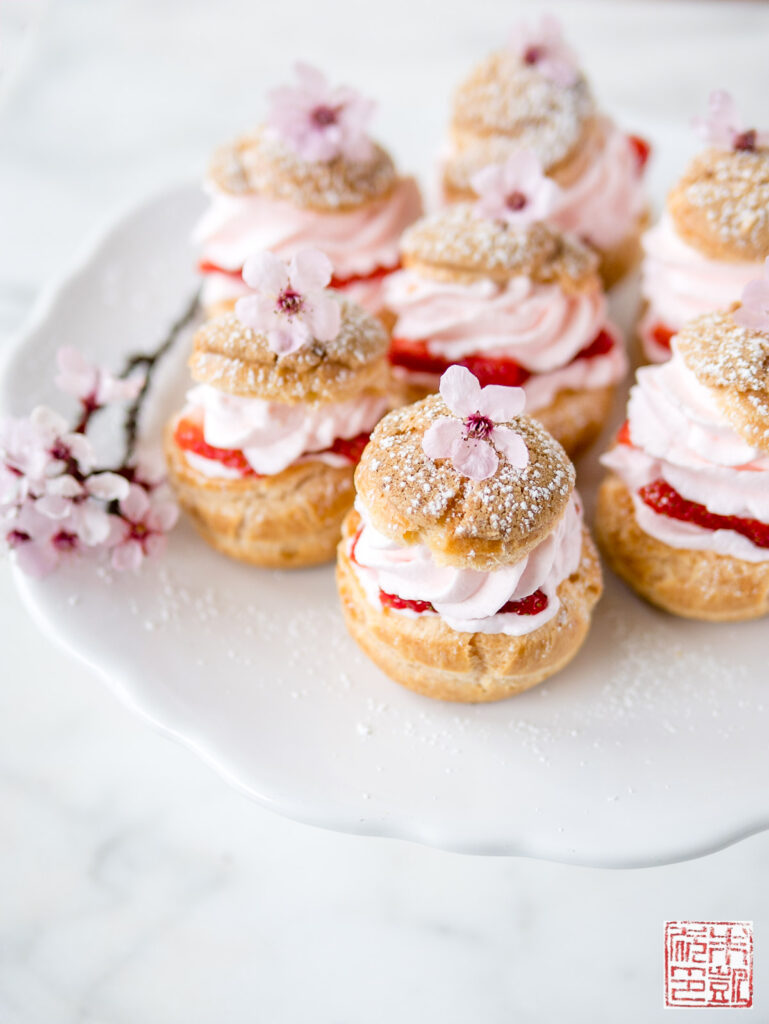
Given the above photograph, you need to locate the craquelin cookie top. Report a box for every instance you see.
[444,50,594,189]
[668,147,769,262]
[208,128,397,211]
[399,204,599,291]
[189,300,390,405]
[676,309,769,453]
[355,395,575,572]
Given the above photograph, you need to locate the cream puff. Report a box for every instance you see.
[166,248,390,568]
[440,16,649,287]
[597,286,769,620]
[639,91,769,363]
[337,366,603,702]
[194,64,423,319]
[383,175,626,457]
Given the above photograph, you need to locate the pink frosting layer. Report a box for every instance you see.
[640,214,762,362]
[184,385,387,476]
[601,347,769,562]
[549,119,646,250]
[350,494,584,636]
[194,177,423,311]
[385,269,626,409]
[385,270,614,370]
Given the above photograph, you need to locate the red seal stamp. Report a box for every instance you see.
[664,921,753,1008]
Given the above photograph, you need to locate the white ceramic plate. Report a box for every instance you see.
[4,121,768,867]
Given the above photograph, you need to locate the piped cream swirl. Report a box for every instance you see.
[601,346,769,562]
[194,177,423,311]
[183,385,387,477]
[350,495,584,636]
[640,214,763,362]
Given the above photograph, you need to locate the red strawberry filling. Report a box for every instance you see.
[628,134,652,172]
[389,329,615,390]
[649,322,676,353]
[378,588,549,617]
[638,478,769,549]
[198,260,399,290]
[174,417,370,477]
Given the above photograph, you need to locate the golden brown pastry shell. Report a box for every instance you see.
[596,472,769,621]
[336,510,602,702]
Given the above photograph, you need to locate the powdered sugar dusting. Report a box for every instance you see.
[402,204,597,286]
[209,128,396,210]
[189,301,388,403]
[449,50,594,177]
[674,147,769,259]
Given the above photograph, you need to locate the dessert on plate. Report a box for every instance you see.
[597,269,769,620]
[166,248,390,567]
[337,366,603,701]
[384,154,626,456]
[639,91,769,362]
[439,15,649,287]
[194,63,423,318]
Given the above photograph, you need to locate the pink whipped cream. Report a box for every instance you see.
[548,119,646,251]
[194,177,423,312]
[385,269,626,410]
[601,345,769,562]
[640,214,763,362]
[350,494,584,636]
[183,385,388,476]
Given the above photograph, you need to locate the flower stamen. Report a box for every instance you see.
[276,288,304,318]
[464,412,494,441]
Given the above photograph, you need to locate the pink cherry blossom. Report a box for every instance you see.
[693,90,769,152]
[472,150,560,227]
[509,15,579,88]
[266,63,375,164]
[55,347,144,405]
[422,366,529,482]
[111,484,179,571]
[235,249,341,355]
[4,499,84,578]
[0,406,95,501]
[734,257,769,332]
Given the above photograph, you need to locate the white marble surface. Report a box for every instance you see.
[2,1,769,1020]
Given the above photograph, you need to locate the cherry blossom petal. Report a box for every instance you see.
[307,294,342,343]
[86,471,130,501]
[144,533,167,559]
[13,539,59,578]
[120,483,150,522]
[422,417,465,461]
[111,539,143,572]
[30,406,69,437]
[289,249,333,293]
[241,250,289,295]
[55,347,97,399]
[147,500,179,533]
[439,365,482,418]
[97,373,144,404]
[62,432,96,473]
[234,294,266,332]
[46,474,83,498]
[491,426,530,469]
[74,499,114,546]
[34,493,74,519]
[734,262,769,331]
[450,437,499,481]
[475,384,526,422]
[268,321,311,355]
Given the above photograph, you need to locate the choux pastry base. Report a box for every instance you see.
[336,511,603,702]
[596,473,769,621]
[165,427,355,569]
